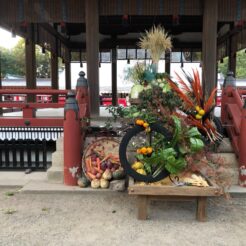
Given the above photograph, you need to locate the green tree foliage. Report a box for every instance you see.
[218,49,246,79]
[0,39,52,78]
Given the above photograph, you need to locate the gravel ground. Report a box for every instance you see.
[0,187,246,246]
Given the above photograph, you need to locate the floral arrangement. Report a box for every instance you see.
[108,26,230,190]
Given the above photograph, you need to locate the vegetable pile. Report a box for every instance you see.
[81,139,125,189]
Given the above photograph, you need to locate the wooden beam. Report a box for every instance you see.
[68,40,202,51]
[39,23,70,47]
[51,52,59,102]
[85,0,99,116]
[111,47,117,106]
[202,0,218,98]
[25,24,36,102]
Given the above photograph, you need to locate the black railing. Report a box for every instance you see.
[0,139,56,170]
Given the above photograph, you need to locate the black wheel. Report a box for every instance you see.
[119,123,172,182]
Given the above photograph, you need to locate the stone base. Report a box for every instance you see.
[47,166,64,184]
[47,137,64,184]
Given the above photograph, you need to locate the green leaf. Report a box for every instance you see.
[165,157,186,174]
[170,116,182,147]
[187,127,202,138]
[190,137,204,152]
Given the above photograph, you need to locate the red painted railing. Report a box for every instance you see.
[221,85,246,187]
[0,75,90,186]
[0,88,69,127]
[0,86,90,127]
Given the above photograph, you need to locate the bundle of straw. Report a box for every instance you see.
[138,25,172,64]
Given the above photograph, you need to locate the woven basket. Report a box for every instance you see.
[82,138,120,181]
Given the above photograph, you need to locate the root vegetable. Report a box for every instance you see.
[96,173,102,179]
[100,178,109,189]
[102,169,112,180]
[91,179,100,189]
[87,172,96,180]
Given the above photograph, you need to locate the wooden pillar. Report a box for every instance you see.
[85,0,99,116]
[165,52,171,74]
[65,48,71,90]
[112,47,117,106]
[51,53,59,102]
[202,0,218,98]
[0,50,2,115]
[65,61,71,90]
[229,36,237,76]
[25,24,36,102]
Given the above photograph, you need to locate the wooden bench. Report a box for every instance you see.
[128,178,221,222]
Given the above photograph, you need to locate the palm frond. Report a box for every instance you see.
[174,71,192,93]
[204,87,217,111]
[166,78,195,108]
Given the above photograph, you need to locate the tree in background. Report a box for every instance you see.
[0,39,61,78]
[218,49,246,79]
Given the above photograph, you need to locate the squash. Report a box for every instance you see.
[102,169,112,180]
[112,168,125,180]
[77,176,90,188]
[100,178,109,189]
[91,179,100,189]
[130,84,144,99]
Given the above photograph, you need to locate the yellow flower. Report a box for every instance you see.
[195,106,200,112]
[199,109,205,116]
[136,169,147,175]
[195,114,202,120]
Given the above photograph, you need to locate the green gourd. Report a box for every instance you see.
[112,168,125,180]
[77,176,90,188]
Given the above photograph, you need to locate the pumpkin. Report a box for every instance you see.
[77,176,90,188]
[112,168,125,180]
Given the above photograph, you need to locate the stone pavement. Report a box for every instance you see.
[0,171,246,197]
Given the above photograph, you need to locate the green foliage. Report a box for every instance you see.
[124,62,146,84]
[236,49,246,78]
[218,50,246,79]
[0,39,63,78]
[134,117,204,176]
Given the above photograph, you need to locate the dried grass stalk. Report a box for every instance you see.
[138,25,172,64]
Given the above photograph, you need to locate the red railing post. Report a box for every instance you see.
[76,71,90,119]
[221,71,236,124]
[239,101,246,187]
[64,91,81,186]
[23,105,35,118]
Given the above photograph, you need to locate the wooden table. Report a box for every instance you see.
[128,178,221,222]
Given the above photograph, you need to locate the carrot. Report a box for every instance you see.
[100,154,112,164]
[87,172,96,180]
[96,158,101,171]
[89,157,92,169]
[94,167,103,174]
[85,159,91,172]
